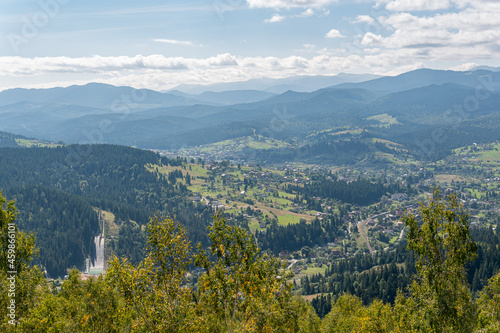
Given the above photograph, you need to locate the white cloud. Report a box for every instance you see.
[1,51,499,92]
[378,0,451,11]
[264,8,325,23]
[448,62,478,71]
[152,39,193,46]
[361,32,384,45]
[4,0,500,93]
[325,29,344,38]
[247,0,337,9]
[298,8,315,17]
[374,7,500,49]
[264,14,286,23]
[352,15,375,24]
[0,53,375,91]
[206,53,239,66]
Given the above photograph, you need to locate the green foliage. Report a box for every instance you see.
[195,213,298,332]
[476,271,500,332]
[305,244,416,309]
[7,185,99,277]
[256,218,334,254]
[0,191,44,330]
[7,188,500,332]
[286,174,403,206]
[295,297,321,333]
[320,294,394,333]
[402,190,478,332]
[20,269,128,332]
[111,220,147,265]
[107,216,193,332]
[0,132,20,148]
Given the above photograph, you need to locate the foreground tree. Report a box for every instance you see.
[320,294,394,333]
[20,269,129,332]
[107,215,193,332]
[0,192,44,330]
[194,213,302,332]
[398,191,478,332]
[476,271,500,332]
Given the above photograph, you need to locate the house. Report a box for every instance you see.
[391,193,408,201]
[212,203,225,211]
[279,250,290,259]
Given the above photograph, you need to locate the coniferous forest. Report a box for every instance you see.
[0,145,214,277]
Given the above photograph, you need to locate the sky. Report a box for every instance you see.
[1,0,500,91]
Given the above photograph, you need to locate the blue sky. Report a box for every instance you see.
[1,0,500,91]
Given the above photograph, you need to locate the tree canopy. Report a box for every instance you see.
[2,190,500,332]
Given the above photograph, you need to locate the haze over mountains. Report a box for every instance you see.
[1,68,500,154]
[169,73,382,94]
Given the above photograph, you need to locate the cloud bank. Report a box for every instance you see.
[1,0,500,91]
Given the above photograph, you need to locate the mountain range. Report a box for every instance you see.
[1,68,500,157]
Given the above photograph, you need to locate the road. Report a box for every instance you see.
[357,220,374,255]
[398,227,405,241]
[287,259,298,270]
[356,204,416,255]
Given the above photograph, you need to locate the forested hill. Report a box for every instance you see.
[286,175,405,206]
[0,131,20,148]
[0,144,213,277]
[6,185,99,277]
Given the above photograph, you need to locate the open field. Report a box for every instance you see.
[191,136,292,154]
[367,113,401,126]
[328,128,363,137]
[146,161,321,233]
[15,138,61,148]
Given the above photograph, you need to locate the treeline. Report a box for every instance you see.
[0,132,19,148]
[109,220,147,265]
[303,242,415,317]
[0,207,321,332]
[256,216,343,254]
[5,185,99,277]
[0,145,182,213]
[468,226,500,292]
[286,174,404,206]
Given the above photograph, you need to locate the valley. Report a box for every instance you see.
[2,67,500,325]
[4,0,500,329]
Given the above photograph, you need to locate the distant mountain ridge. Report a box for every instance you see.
[168,89,277,105]
[2,68,500,151]
[334,68,500,93]
[0,83,210,111]
[169,73,382,94]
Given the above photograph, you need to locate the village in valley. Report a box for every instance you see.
[146,140,500,279]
